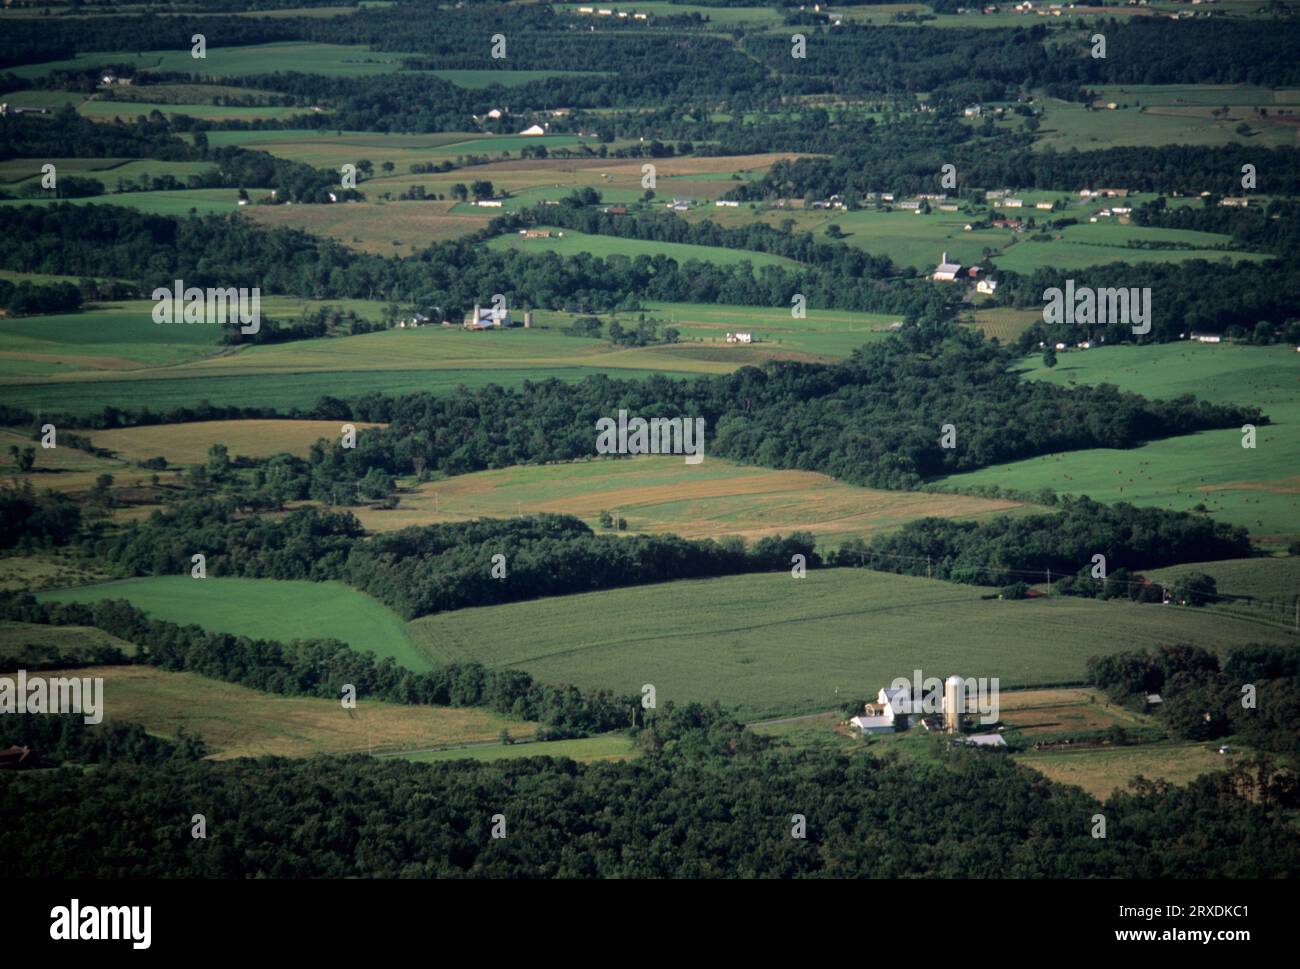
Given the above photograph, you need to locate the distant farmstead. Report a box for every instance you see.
[932,252,962,282]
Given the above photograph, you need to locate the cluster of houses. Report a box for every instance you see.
[395,307,536,330]
[575,7,650,20]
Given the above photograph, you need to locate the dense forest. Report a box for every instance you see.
[2,705,1296,878]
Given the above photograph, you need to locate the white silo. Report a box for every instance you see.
[944,674,963,734]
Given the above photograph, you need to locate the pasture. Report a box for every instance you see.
[0,188,273,216]
[937,343,1300,544]
[1032,95,1297,152]
[398,732,636,764]
[484,226,800,269]
[1014,741,1237,799]
[25,664,532,759]
[406,569,1297,720]
[8,43,422,81]
[38,577,427,671]
[358,455,1032,547]
[87,419,385,465]
[0,621,137,661]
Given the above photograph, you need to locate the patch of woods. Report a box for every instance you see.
[2,704,1298,878]
[298,328,1259,490]
[86,506,819,620]
[832,498,1249,590]
[1089,643,1300,758]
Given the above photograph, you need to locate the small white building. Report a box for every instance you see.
[932,252,962,282]
[1190,332,1222,344]
[976,278,999,295]
[725,332,753,344]
[519,124,546,136]
[715,199,740,207]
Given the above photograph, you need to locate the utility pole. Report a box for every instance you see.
[927,555,932,579]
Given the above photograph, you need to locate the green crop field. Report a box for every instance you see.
[1032,95,1298,152]
[1144,555,1300,630]
[0,157,219,191]
[79,98,314,123]
[485,226,800,269]
[398,732,637,764]
[432,69,610,89]
[938,343,1300,545]
[351,454,1033,545]
[9,43,422,81]
[197,129,589,170]
[38,576,427,671]
[991,222,1268,273]
[0,188,273,216]
[406,569,1298,720]
[640,300,898,358]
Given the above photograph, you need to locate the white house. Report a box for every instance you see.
[475,198,504,207]
[715,199,740,207]
[726,332,753,344]
[1003,198,1024,208]
[976,278,999,295]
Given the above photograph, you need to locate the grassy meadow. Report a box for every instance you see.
[18,664,534,759]
[86,419,384,465]
[38,577,427,671]
[406,569,1298,720]
[484,226,801,269]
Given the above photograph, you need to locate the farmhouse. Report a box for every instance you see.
[465,303,511,329]
[726,332,753,344]
[0,745,35,770]
[976,278,999,295]
[932,252,962,281]
[715,199,740,207]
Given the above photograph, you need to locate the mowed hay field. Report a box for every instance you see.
[29,665,533,759]
[485,226,800,269]
[938,343,1300,544]
[1014,742,1236,799]
[398,732,636,765]
[245,198,493,254]
[88,419,385,465]
[38,577,428,671]
[407,569,1299,720]
[359,456,1032,547]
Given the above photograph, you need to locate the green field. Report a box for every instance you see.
[432,69,610,89]
[9,42,421,80]
[991,222,1269,273]
[485,226,800,269]
[78,98,314,123]
[1032,94,1298,152]
[406,569,1298,720]
[0,188,272,216]
[398,733,637,764]
[38,576,427,671]
[1145,555,1300,630]
[197,129,589,170]
[938,343,1300,544]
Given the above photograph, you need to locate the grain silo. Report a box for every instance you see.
[944,674,963,734]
